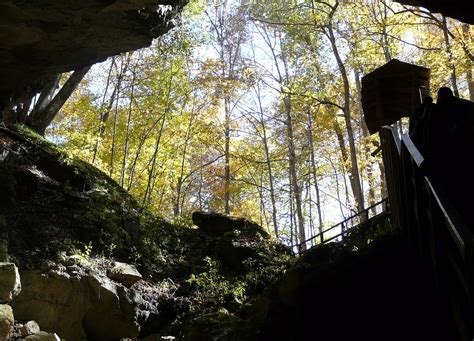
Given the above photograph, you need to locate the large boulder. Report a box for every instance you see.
[192,212,269,237]
[192,212,273,272]
[19,320,41,337]
[107,261,142,288]
[83,274,141,339]
[0,262,21,303]
[11,266,145,340]
[0,304,14,339]
[12,269,91,340]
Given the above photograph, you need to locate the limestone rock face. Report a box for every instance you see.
[0,128,143,270]
[82,274,140,339]
[107,262,142,288]
[0,304,14,339]
[12,270,90,340]
[0,262,21,303]
[0,0,187,103]
[12,269,144,340]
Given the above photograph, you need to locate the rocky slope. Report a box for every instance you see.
[2,125,434,341]
[0,125,294,339]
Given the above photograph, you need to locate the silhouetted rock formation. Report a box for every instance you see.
[192,211,270,237]
[0,0,186,104]
[395,0,474,24]
[190,232,455,341]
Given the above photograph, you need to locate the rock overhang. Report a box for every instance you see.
[394,0,474,25]
[0,0,187,103]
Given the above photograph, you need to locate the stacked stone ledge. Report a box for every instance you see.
[0,263,60,340]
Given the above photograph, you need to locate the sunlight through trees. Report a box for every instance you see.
[47,0,473,246]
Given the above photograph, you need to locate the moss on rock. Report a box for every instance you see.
[0,125,296,338]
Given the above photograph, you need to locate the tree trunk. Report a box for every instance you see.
[442,16,459,97]
[18,96,33,123]
[174,99,193,216]
[326,23,365,215]
[463,24,474,101]
[198,158,204,210]
[110,56,130,177]
[277,32,306,249]
[289,172,295,247]
[30,66,90,135]
[307,109,324,243]
[283,93,306,248]
[354,69,377,211]
[120,71,136,187]
[30,74,61,118]
[142,116,166,207]
[142,65,173,207]
[380,0,392,62]
[256,84,279,237]
[92,57,117,165]
[224,96,231,214]
[126,113,164,191]
[206,1,246,215]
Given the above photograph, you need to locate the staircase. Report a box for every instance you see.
[289,124,473,340]
[260,220,455,340]
[380,125,474,341]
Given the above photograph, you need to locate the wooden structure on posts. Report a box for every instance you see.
[294,60,429,254]
[362,59,430,134]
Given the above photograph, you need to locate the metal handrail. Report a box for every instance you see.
[294,198,389,253]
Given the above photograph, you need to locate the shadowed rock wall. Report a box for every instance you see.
[395,0,474,24]
[0,0,186,103]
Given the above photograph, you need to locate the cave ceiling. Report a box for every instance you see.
[0,0,472,104]
[0,0,186,103]
[394,0,474,25]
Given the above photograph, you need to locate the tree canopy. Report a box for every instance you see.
[44,0,473,246]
